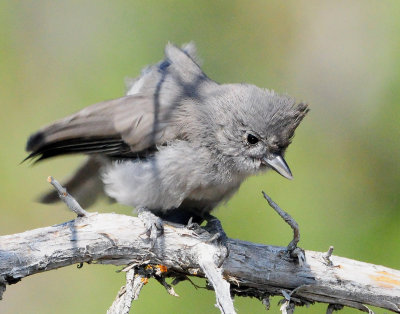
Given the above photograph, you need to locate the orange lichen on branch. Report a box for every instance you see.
[156,265,168,273]
[74,224,89,229]
[377,270,400,278]
[370,271,400,288]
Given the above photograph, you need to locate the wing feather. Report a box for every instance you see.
[26,94,178,160]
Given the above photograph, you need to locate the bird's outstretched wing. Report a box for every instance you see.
[26,42,207,162]
[26,42,209,206]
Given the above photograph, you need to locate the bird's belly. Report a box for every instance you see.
[187,179,242,205]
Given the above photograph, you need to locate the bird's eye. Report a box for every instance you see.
[247,134,259,145]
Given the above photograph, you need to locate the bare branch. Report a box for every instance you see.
[107,268,147,314]
[1,213,399,312]
[197,244,235,314]
[0,178,399,313]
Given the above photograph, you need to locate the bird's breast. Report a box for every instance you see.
[187,172,246,205]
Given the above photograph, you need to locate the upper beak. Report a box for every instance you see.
[262,154,293,180]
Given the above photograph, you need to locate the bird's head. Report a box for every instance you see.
[203,84,309,179]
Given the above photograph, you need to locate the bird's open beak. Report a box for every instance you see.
[262,154,293,180]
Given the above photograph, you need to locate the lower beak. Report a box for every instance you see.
[262,154,293,180]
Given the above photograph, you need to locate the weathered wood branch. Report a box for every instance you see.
[0,212,399,313]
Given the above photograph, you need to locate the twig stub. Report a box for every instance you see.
[323,246,335,266]
[262,191,302,259]
[47,176,89,217]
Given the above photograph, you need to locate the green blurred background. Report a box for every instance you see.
[1,1,399,313]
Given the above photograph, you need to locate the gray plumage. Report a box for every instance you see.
[26,42,309,223]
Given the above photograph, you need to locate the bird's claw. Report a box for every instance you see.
[186,217,204,233]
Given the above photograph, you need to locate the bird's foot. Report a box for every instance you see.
[203,214,228,245]
[202,214,229,265]
[185,214,229,266]
[185,217,204,233]
[185,215,227,244]
[137,207,164,247]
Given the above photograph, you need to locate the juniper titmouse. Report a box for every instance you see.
[26,42,309,226]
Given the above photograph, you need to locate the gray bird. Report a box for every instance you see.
[26,42,309,229]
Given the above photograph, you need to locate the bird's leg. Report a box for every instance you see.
[202,214,229,266]
[203,214,228,244]
[137,207,164,247]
